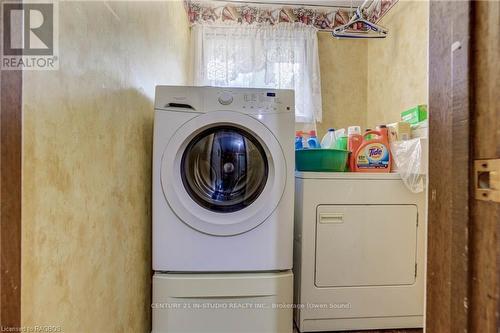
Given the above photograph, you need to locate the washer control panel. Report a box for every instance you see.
[209,88,294,114]
[155,86,294,115]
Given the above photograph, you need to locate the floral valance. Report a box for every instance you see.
[184,0,398,30]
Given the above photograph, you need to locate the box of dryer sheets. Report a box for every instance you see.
[387,121,411,143]
[401,105,427,125]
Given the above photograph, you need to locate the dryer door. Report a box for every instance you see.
[160,111,287,236]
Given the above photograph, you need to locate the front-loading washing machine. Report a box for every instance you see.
[153,86,295,272]
[152,86,295,333]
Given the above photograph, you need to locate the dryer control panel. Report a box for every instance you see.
[155,86,294,115]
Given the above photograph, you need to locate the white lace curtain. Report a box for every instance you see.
[191,23,322,123]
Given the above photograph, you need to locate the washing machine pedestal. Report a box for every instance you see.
[152,271,293,333]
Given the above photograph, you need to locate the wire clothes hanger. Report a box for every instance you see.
[332,0,388,39]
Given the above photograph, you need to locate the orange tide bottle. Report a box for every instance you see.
[347,126,363,171]
[353,125,391,173]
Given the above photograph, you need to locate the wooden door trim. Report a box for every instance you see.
[0,6,23,328]
[426,1,471,332]
[469,1,500,332]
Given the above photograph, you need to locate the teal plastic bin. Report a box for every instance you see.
[295,148,350,172]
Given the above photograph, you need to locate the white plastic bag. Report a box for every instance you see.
[391,138,426,193]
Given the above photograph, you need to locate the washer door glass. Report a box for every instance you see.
[181,126,269,213]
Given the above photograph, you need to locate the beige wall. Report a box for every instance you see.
[21,1,190,332]
[317,33,367,137]
[366,1,429,126]
[318,1,428,134]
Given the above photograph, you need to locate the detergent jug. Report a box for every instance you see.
[295,131,304,150]
[347,126,363,171]
[353,125,391,173]
[307,130,320,148]
[320,128,336,148]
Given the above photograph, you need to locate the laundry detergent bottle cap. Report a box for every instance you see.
[365,128,374,140]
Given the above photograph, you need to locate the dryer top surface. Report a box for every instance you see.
[295,171,403,180]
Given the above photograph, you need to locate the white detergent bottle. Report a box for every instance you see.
[321,128,336,148]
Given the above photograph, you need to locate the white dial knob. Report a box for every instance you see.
[218,92,233,105]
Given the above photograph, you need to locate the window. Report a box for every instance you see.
[192,23,322,123]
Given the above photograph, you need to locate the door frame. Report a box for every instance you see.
[0,41,23,331]
[468,1,500,332]
[426,1,471,332]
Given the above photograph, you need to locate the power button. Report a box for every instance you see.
[218,92,233,105]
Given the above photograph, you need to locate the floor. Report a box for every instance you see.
[293,325,423,333]
[333,330,422,333]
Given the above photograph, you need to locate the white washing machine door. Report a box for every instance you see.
[161,111,287,236]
